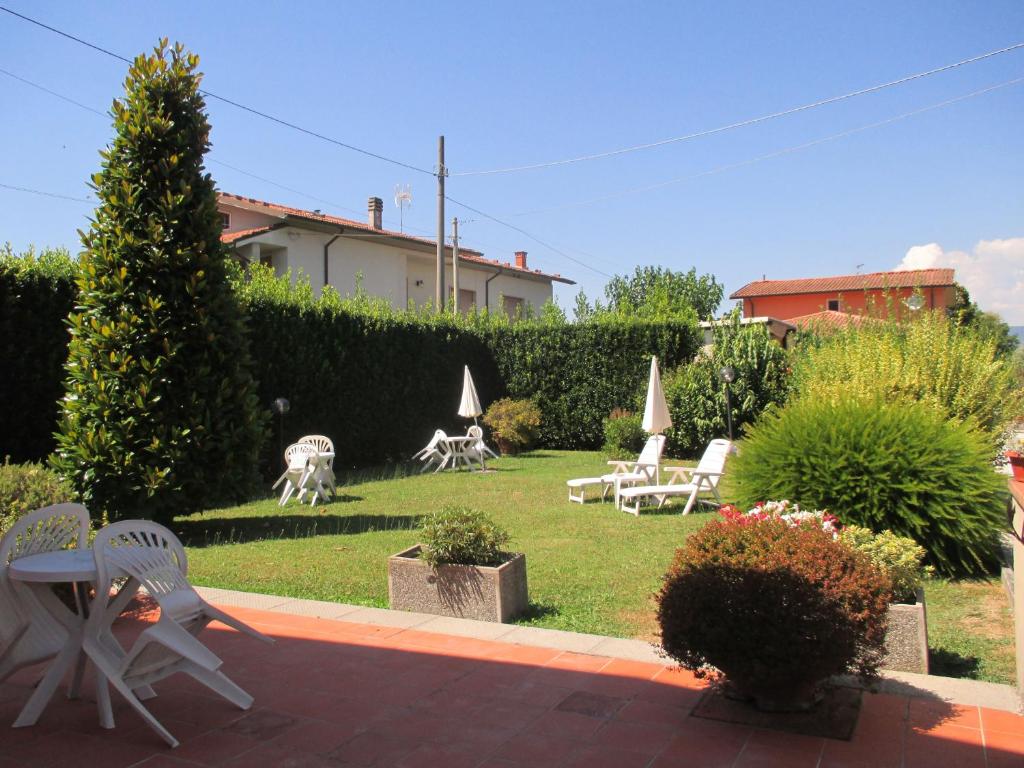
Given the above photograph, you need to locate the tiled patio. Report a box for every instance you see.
[1,596,1022,768]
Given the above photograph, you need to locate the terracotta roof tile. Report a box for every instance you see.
[729,268,954,299]
[221,225,274,244]
[217,192,574,284]
[789,310,883,330]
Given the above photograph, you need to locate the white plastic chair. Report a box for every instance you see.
[272,443,319,506]
[617,439,732,515]
[0,504,90,699]
[466,425,498,461]
[566,434,666,503]
[298,435,337,499]
[416,430,451,473]
[85,520,273,748]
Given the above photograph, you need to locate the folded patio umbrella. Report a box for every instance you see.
[458,365,483,424]
[642,356,672,435]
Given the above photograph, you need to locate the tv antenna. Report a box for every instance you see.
[394,184,412,232]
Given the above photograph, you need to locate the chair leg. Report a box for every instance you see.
[96,674,114,729]
[682,490,699,515]
[185,663,254,710]
[68,647,88,699]
[108,674,179,748]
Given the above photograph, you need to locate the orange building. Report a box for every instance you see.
[729,268,956,322]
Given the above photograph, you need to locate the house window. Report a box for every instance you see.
[502,295,524,319]
[220,212,231,229]
[827,299,840,311]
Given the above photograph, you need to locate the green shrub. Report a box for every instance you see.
[482,398,541,453]
[0,460,76,533]
[839,525,929,604]
[601,409,645,459]
[418,506,511,567]
[52,42,267,524]
[733,396,1005,576]
[658,515,890,710]
[662,311,790,456]
[0,246,78,463]
[792,311,1023,447]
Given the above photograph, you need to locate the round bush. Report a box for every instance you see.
[733,396,1005,576]
[658,517,891,710]
[418,506,511,567]
[601,409,645,459]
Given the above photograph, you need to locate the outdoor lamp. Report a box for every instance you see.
[718,367,735,441]
[272,397,290,466]
[906,294,925,312]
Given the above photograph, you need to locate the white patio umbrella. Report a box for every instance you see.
[458,365,483,424]
[642,356,673,435]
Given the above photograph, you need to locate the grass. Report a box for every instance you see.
[177,450,1016,684]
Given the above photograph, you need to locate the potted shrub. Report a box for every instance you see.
[482,398,541,456]
[388,506,528,622]
[657,510,890,712]
[839,525,931,674]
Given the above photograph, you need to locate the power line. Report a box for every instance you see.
[0,5,435,177]
[507,75,1024,217]
[0,182,92,203]
[445,196,613,279]
[454,42,1024,176]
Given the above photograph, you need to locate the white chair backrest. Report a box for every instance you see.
[636,434,666,468]
[92,521,192,612]
[694,440,731,484]
[427,429,447,450]
[298,435,334,455]
[0,503,90,568]
[466,425,483,441]
[284,442,318,469]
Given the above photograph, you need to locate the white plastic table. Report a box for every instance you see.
[439,436,486,472]
[8,549,135,728]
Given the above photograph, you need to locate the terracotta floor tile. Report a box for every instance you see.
[615,698,694,728]
[327,730,421,766]
[517,708,606,740]
[904,727,986,768]
[224,708,302,741]
[492,731,580,767]
[132,757,206,767]
[591,719,676,755]
[907,698,980,731]
[484,644,563,666]
[554,690,628,719]
[393,741,493,768]
[598,658,665,681]
[734,740,824,768]
[562,745,654,768]
[167,728,263,766]
[985,728,1024,768]
[544,652,611,673]
[267,718,365,755]
[222,742,341,767]
[982,707,1024,736]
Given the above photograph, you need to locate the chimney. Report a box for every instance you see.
[368,196,383,230]
[514,250,527,269]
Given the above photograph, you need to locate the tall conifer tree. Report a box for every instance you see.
[54,41,267,523]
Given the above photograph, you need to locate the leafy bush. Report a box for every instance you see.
[0,460,76,533]
[792,311,1023,447]
[839,525,929,604]
[658,516,890,710]
[0,246,78,463]
[662,311,790,456]
[482,398,541,453]
[52,42,267,524]
[733,396,1005,576]
[418,506,511,567]
[601,409,645,459]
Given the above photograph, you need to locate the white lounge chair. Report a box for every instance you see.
[416,430,451,473]
[298,434,337,499]
[86,520,273,748]
[1,504,90,719]
[566,434,666,503]
[616,439,732,515]
[272,443,319,506]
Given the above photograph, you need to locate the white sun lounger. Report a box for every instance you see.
[616,439,731,515]
[566,435,665,503]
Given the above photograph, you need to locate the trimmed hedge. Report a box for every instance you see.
[2,256,700,474]
[0,247,77,463]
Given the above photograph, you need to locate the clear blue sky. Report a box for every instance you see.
[2,1,1022,317]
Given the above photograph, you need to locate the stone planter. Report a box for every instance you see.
[881,588,929,674]
[387,545,528,623]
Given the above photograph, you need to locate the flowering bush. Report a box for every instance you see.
[719,500,839,535]
[839,525,930,604]
[658,514,891,711]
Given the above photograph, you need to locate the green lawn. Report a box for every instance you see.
[176,450,1016,684]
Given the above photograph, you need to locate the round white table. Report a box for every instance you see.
[7,549,134,729]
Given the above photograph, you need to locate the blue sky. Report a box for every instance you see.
[2,1,1022,319]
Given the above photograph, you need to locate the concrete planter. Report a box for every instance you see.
[387,545,528,623]
[881,588,929,674]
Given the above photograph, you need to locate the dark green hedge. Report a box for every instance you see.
[0,251,76,463]
[0,255,700,472]
[491,321,701,449]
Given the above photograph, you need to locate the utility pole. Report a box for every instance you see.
[452,217,460,316]
[435,135,446,311]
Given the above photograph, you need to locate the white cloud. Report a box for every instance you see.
[895,237,1024,324]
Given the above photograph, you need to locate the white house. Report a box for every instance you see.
[218,193,574,315]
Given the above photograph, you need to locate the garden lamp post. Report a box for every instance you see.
[719,366,735,441]
[271,397,290,466]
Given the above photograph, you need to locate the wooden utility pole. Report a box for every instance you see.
[452,217,460,316]
[435,135,446,311]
